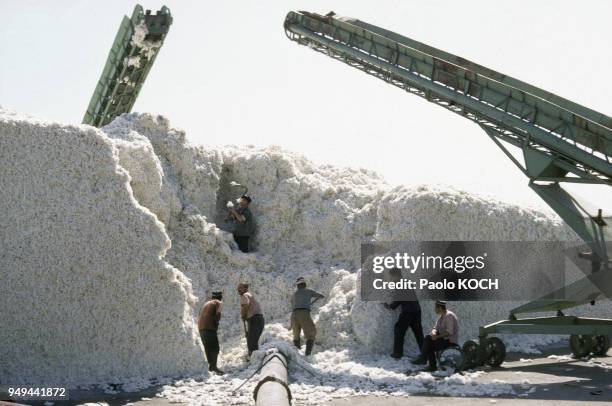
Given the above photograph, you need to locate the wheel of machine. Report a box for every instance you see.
[482,337,506,367]
[569,334,593,358]
[592,335,610,356]
[461,339,484,369]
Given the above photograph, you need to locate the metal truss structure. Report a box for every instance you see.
[83,5,172,127]
[285,10,612,363]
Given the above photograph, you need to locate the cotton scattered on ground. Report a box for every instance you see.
[547,355,574,362]
[2,110,611,403]
[159,325,518,405]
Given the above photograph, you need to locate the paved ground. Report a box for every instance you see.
[326,396,609,406]
[324,348,612,406]
[6,343,611,405]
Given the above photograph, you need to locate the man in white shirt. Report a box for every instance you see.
[413,300,459,371]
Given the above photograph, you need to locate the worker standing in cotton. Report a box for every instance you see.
[413,300,459,372]
[237,282,265,356]
[384,300,424,359]
[383,268,424,359]
[227,195,254,253]
[291,277,325,355]
[197,291,224,374]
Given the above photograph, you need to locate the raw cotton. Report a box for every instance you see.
[2,110,611,401]
[130,22,161,59]
[0,109,203,385]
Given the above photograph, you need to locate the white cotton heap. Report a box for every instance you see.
[1,110,611,400]
[130,22,161,60]
[0,110,202,386]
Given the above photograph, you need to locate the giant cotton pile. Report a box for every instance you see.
[1,110,610,401]
[0,110,203,385]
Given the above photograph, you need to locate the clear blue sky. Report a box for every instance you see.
[1,0,610,211]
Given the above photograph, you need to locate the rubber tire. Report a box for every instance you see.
[462,339,484,369]
[483,337,506,367]
[569,334,593,358]
[592,335,610,356]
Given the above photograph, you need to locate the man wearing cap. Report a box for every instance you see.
[198,291,224,374]
[291,277,325,355]
[227,195,254,253]
[413,300,459,371]
[237,282,265,356]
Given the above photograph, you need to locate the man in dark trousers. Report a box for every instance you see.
[197,291,224,374]
[237,282,265,356]
[291,277,325,356]
[384,300,424,359]
[413,300,459,372]
[227,195,254,253]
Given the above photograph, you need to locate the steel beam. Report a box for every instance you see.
[284,11,612,183]
[480,316,612,336]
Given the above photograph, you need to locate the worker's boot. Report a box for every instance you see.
[305,339,314,356]
[208,351,224,374]
[293,338,301,349]
[210,367,225,375]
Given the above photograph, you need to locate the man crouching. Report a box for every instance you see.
[413,300,459,372]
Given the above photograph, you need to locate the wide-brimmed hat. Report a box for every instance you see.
[295,277,306,286]
[435,300,447,308]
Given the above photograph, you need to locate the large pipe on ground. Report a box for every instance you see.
[253,348,291,406]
